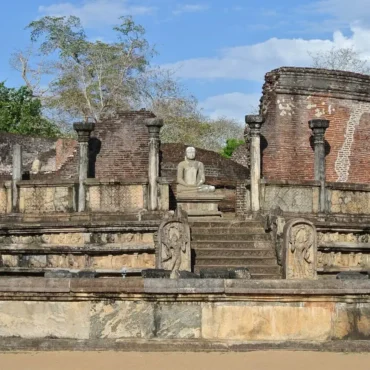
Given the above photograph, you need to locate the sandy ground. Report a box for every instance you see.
[1,351,370,370]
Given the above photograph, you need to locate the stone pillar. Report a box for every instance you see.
[73,122,95,212]
[245,115,264,213]
[12,144,22,212]
[145,118,164,211]
[309,119,329,213]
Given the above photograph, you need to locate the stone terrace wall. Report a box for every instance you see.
[261,67,370,183]
[1,279,370,347]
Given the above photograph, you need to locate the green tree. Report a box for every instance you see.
[0,82,61,137]
[220,138,245,158]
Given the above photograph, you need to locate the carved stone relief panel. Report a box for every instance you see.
[157,208,191,278]
[283,219,317,279]
[88,185,144,212]
[19,186,72,213]
[263,186,313,213]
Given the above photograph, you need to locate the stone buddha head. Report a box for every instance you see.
[185,146,196,160]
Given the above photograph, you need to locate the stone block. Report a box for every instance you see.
[90,301,155,339]
[199,268,250,279]
[333,303,370,339]
[142,269,171,279]
[0,301,90,339]
[44,270,73,278]
[70,278,144,293]
[199,268,230,279]
[154,303,201,339]
[201,302,334,341]
[233,267,251,279]
[144,278,224,294]
[263,186,313,213]
[1,255,19,268]
[337,272,369,280]
[176,194,224,217]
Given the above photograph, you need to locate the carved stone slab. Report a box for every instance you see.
[283,219,317,280]
[157,208,191,278]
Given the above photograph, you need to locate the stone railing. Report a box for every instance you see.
[240,180,370,216]
[85,178,169,213]
[18,180,76,214]
[0,177,170,215]
[85,179,148,213]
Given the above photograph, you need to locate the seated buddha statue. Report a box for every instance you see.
[176,147,215,194]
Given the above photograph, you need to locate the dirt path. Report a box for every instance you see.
[1,351,370,370]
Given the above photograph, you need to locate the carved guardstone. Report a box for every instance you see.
[283,219,317,279]
[157,208,191,279]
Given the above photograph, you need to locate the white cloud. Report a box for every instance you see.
[309,0,370,25]
[172,4,209,15]
[200,92,261,122]
[39,0,155,27]
[163,26,370,82]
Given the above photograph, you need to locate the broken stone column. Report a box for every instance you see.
[145,118,164,211]
[12,144,22,212]
[73,122,95,212]
[245,115,264,213]
[309,119,330,213]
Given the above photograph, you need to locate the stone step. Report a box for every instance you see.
[251,274,282,280]
[194,249,276,258]
[194,265,281,275]
[190,221,263,228]
[190,227,265,235]
[192,241,273,249]
[192,233,271,241]
[195,257,278,266]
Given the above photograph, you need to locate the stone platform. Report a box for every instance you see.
[177,193,224,217]
[0,278,370,350]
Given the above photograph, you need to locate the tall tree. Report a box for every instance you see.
[13,15,244,149]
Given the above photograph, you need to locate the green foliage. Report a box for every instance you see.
[220,138,245,158]
[0,82,61,137]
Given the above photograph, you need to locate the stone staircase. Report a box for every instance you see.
[191,219,282,279]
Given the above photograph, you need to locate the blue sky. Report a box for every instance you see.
[1,0,370,121]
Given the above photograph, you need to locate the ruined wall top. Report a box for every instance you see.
[260,67,370,184]
[264,67,370,104]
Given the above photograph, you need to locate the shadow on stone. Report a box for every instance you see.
[337,272,369,280]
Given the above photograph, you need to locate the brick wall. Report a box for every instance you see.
[261,67,370,183]
[92,110,154,180]
[0,132,58,180]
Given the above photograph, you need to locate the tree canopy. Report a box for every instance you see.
[10,15,244,149]
[0,82,61,137]
[309,47,370,74]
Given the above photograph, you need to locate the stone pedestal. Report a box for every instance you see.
[176,193,224,217]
